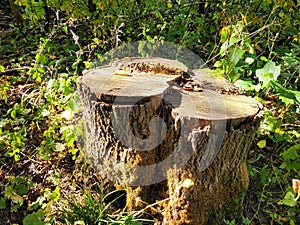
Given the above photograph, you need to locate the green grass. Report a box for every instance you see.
[58,189,152,225]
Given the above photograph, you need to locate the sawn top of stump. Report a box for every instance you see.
[81,57,262,120]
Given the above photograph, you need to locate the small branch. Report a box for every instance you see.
[281,122,300,130]
[0,67,32,76]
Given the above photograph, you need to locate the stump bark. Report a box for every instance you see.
[77,57,263,224]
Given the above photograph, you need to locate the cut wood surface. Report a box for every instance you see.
[78,57,263,225]
[81,57,261,118]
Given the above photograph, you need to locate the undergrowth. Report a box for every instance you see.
[0,0,299,224]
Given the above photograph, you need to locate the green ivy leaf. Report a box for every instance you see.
[15,184,28,195]
[283,56,298,68]
[228,47,245,67]
[62,25,68,34]
[23,210,45,225]
[4,185,15,198]
[269,80,300,105]
[242,216,251,225]
[213,60,223,68]
[36,54,48,65]
[255,61,280,86]
[10,109,17,119]
[234,79,253,91]
[245,57,255,65]
[228,37,239,46]
[290,90,300,105]
[50,186,60,202]
[281,144,300,161]
[220,40,229,56]
[278,191,297,207]
[228,69,241,83]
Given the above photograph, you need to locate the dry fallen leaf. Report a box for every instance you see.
[181,178,194,188]
[114,70,130,76]
[10,192,23,204]
[292,179,300,194]
[183,87,194,91]
[135,197,143,207]
[115,184,124,190]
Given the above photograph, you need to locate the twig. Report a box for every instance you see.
[249,184,267,224]
[20,151,42,164]
[0,66,32,76]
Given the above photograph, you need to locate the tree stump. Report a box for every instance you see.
[77,57,263,224]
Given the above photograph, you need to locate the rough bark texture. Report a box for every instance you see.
[77,57,263,224]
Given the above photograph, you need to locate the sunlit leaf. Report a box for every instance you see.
[290,90,300,105]
[4,185,14,198]
[181,178,194,188]
[74,221,85,225]
[36,54,48,65]
[229,69,241,82]
[41,109,50,117]
[245,57,254,65]
[281,145,300,161]
[10,192,23,204]
[43,201,52,214]
[213,60,223,68]
[220,40,229,56]
[0,64,5,72]
[55,143,65,152]
[234,79,253,90]
[51,186,60,202]
[269,80,300,105]
[256,61,280,86]
[257,140,266,149]
[229,36,239,46]
[28,196,46,210]
[228,48,245,67]
[220,26,231,43]
[278,191,297,207]
[239,12,248,25]
[10,109,17,119]
[62,25,68,34]
[61,109,72,120]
